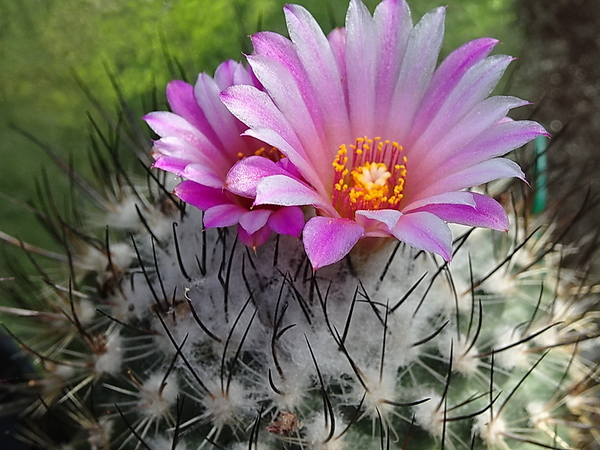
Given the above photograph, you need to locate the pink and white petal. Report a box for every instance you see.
[247,54,330,179]
[174,180,230,210]
[415,158,525,200]
[303,217,365,270]
[268,206,305,237]
[391,211,453,261]
[195,72,252,152]
[251,32,324,119]
[373,0,412,124]
[239,209,273,236]
[241,127,328,195]
[411,193,508,231]
[237,223,272,248]
[408,96,530,183]
[439,120,548,174]
[145,113,230,173]
[144,111,202,141]
[179,163,224,189]
[410,38,499,139]
[251,31,303,76]
[407,54,513,155]
[328,28,348,97]
[346,0,377,135]
[284,4,351,149]
[152,155,188,175]
[213,60,238,89]
[151,136,198,160]
[254,175,335,215]
[203,204,248,229]
[220,86,312,166]
[386,7,445,142]
[166,80,217,144]
[355,209,402,233]
[226,156,288,198]
[403,191,477,213]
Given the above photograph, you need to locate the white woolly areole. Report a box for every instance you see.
[93,331,123,376]
[303,412,345,450]
[76,299,97,326]
[138,372,179,419]
[201,379,255,430]
[146,436,187,450]
[438,334,481,376]
[493,326,530,370]
[44,363,76,393]
[349,367,398,421]
[106,194,147,230]
[413,392,444,438]
[87,418,112,450]
[107,242,135,270]
[474,413,507,447]
[527,401,552,429]
[269,363,310,411]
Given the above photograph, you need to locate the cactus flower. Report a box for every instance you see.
[222,0,548,268]
[144,60,305,247]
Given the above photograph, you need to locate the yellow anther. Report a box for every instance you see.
[331,136,408,217]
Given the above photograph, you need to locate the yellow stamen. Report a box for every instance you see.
[237,146,285,161]
[332,136,407,218]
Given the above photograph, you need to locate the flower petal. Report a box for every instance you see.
[174,180,230,210]
[416,158,525,200]
[409,37,499,141]
[346,0,377,135]
[166,80,218,145]
[193,72,247,152]
[284,3,351,148]
[203,204,247,229]
[221,85,325,189]
[373,0,412,124]
[268,206,305,237]
[407,54,514,156]
[404,191,477,212]
[254,175,335,215]
[441,120,549,173]
[152,156,188,175]
[355,209,402,234]
[144,112,230,174]
[247,53,331,181]
[239,209,273,235]
[237,224,272,248]
[386,6,445,141]
[179,163,224,189]
[391,211,453,261]
[408,96,531,185]
[226,156,288,198]
[412,192,508,231]
[303,217,365,269]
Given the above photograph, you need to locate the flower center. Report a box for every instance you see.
[332,136,407,218]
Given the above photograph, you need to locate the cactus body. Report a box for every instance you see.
[2,180,598,449]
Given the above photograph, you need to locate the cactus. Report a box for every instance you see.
[1,1,599,449]
[1,123,598,450]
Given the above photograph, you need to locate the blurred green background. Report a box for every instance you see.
[0,0,520,281]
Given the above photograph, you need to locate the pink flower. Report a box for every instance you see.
[144,60,304,247]
[221,0,548,269]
